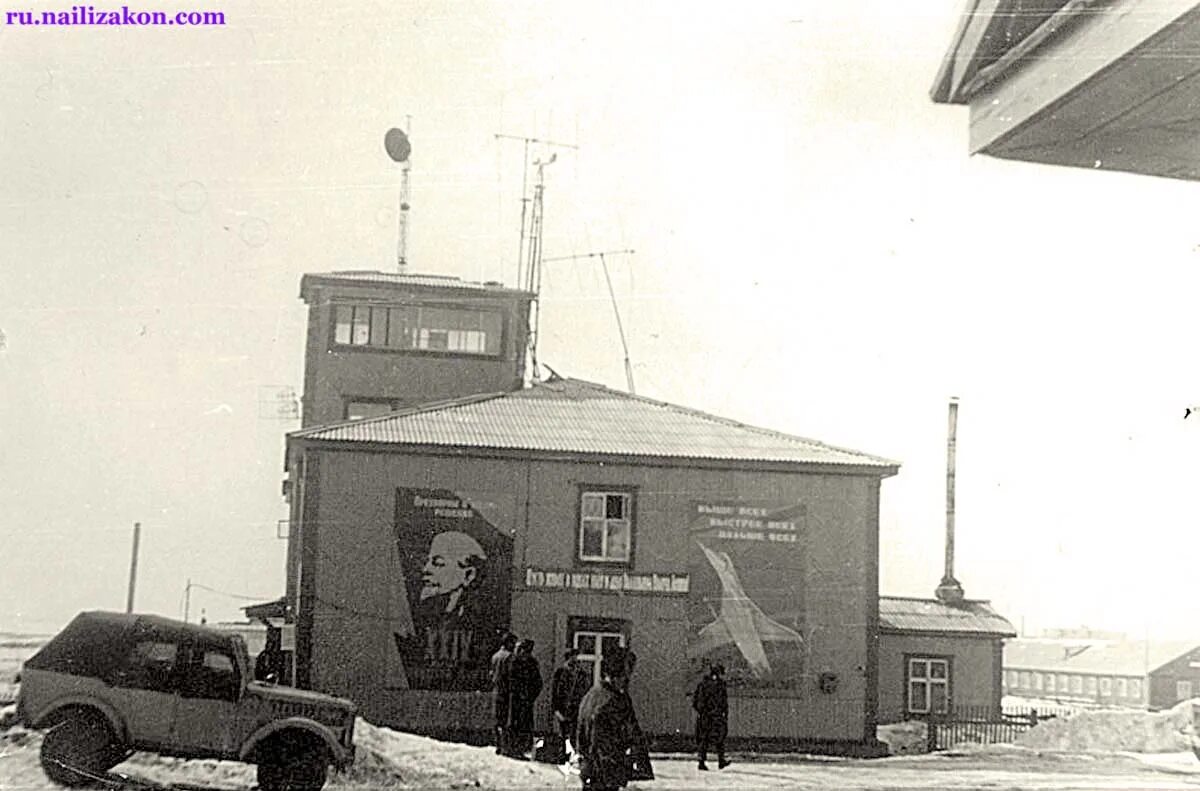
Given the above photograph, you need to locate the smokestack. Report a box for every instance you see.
[935,398,965,604]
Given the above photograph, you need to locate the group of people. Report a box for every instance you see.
[488,633,544,758]
[489,631,731,789]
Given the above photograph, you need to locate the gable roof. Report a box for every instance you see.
[879,596,1016,637]
[1004,638,1200,676]
[291,377,899,472]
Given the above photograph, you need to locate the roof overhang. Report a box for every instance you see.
[934,0,1200,181]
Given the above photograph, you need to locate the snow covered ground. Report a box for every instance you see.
[4,720,1200,791]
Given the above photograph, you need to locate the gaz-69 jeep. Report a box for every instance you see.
[16,612,356,790]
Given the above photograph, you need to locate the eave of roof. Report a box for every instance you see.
[879,595,1017,637]
[300,270,534,300]
[289,377,901,473]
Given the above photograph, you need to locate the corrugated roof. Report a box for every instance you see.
[1004,639,1200,676]
[292,377,899,470]
[302,270,532,295]
[879,596,1017,636]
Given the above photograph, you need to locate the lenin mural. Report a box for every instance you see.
[688,501,808,691]
[386,487,513,691]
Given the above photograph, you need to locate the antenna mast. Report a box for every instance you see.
[495,132,577,382]
[542,249,637,393]
[384,124,413,273]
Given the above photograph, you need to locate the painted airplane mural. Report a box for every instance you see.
[689,540,804,677]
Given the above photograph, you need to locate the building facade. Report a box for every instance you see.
[1003,639,1200,710]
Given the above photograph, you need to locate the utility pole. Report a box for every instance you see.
[125,522,141,613]
[184,578,192,623]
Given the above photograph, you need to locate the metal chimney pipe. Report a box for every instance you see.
[936,398,965,603]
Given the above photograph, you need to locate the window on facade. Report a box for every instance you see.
[1006,670,1018,689]
[1100,677,1112,695]
[1046,674,1056,693]
[1086,676,1097,694]
[569,618,628,687]
[1129,678,1142,699]
[907,657,950,716]
[333,303,502,355]
[1034,673,1044,691]
[579,490,633,563]
[1058,674,1068,692]
[1178,680,1194,701]
[1071,675,1083,694]
[344,398,403,421]
[1020,671,1031,688]
[1116,678,1128,697]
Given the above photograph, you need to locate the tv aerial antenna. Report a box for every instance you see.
[542,249,637,394]
[384,123,413,273]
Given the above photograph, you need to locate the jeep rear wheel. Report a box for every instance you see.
[256,737,329,791]
[40,710,121,787]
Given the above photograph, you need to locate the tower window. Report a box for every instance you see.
[333,303,502,355]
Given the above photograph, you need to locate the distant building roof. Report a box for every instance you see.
[1004,638,1200,676]
[300,270,534,300]
[291,376,900,472]
[878,596,1017,637]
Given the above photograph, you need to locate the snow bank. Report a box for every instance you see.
[339,719,569,790]
[877,721,928,755]
[1015,699,1198,754]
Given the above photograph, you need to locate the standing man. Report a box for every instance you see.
[552,648,592,762]
[576,647,650,791]
[693,663,730,771]
[490,632,517,755]
[507,639,543,759]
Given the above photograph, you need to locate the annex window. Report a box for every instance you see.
[333,302,502,355]
[1019,671,1031,688]
[1086,676,1097,695]
[1178,680,1194,701]
[1034,673,1044,691]
[1058,674,1068,692]
[1071,675,1083,694]
[1006,670,1018,689]
[907,657,950,716]
[578,490,633,563]
[1100,677,1112,695]
[1116,678,1128,697]
[569,617,628,687]
[1129,679,1142,699]
[1045,674,1056,693]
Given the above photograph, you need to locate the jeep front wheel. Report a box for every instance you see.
[40,710,121,787]
[256,741,329,791]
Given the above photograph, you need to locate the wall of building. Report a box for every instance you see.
[299,282,530,427]
[1150,648,1200,710]
[1002,668,1146,707]
[291,445,883,746]
[877,633,1000,723]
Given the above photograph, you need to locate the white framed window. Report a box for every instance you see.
[1129,678,1142,699]
[578,490,633,562]
[1006,670,1019,689]
[570,619,628,687]
[1019,671,1031,688]
[1086,676,1097,695]
[1177,680,1193,701]
[1071,675,1083,694]
[1100,677,1112,695]
[907,657,950,715]
[333,303,502,355]
[1034,672,1044,691]
[1046,674,1056,692]
[1116,678,1128,697]
[1058,674,1069,692]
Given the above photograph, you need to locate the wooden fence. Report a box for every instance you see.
[925,705,1073,751]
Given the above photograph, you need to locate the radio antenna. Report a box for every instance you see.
[494,132,577,288]
[384,123,413,273]
[542,249,637,393]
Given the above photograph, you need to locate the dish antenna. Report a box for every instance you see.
[384,126,413,273]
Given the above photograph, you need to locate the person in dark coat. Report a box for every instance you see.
[575,647,651,791]
[490,632,517,755]
[693,663,730,771]
[506,638,543,758]
[552,648,592,759]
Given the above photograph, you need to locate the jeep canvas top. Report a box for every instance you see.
[18,611,356,791]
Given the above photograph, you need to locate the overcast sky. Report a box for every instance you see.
[2,1,1197,639]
